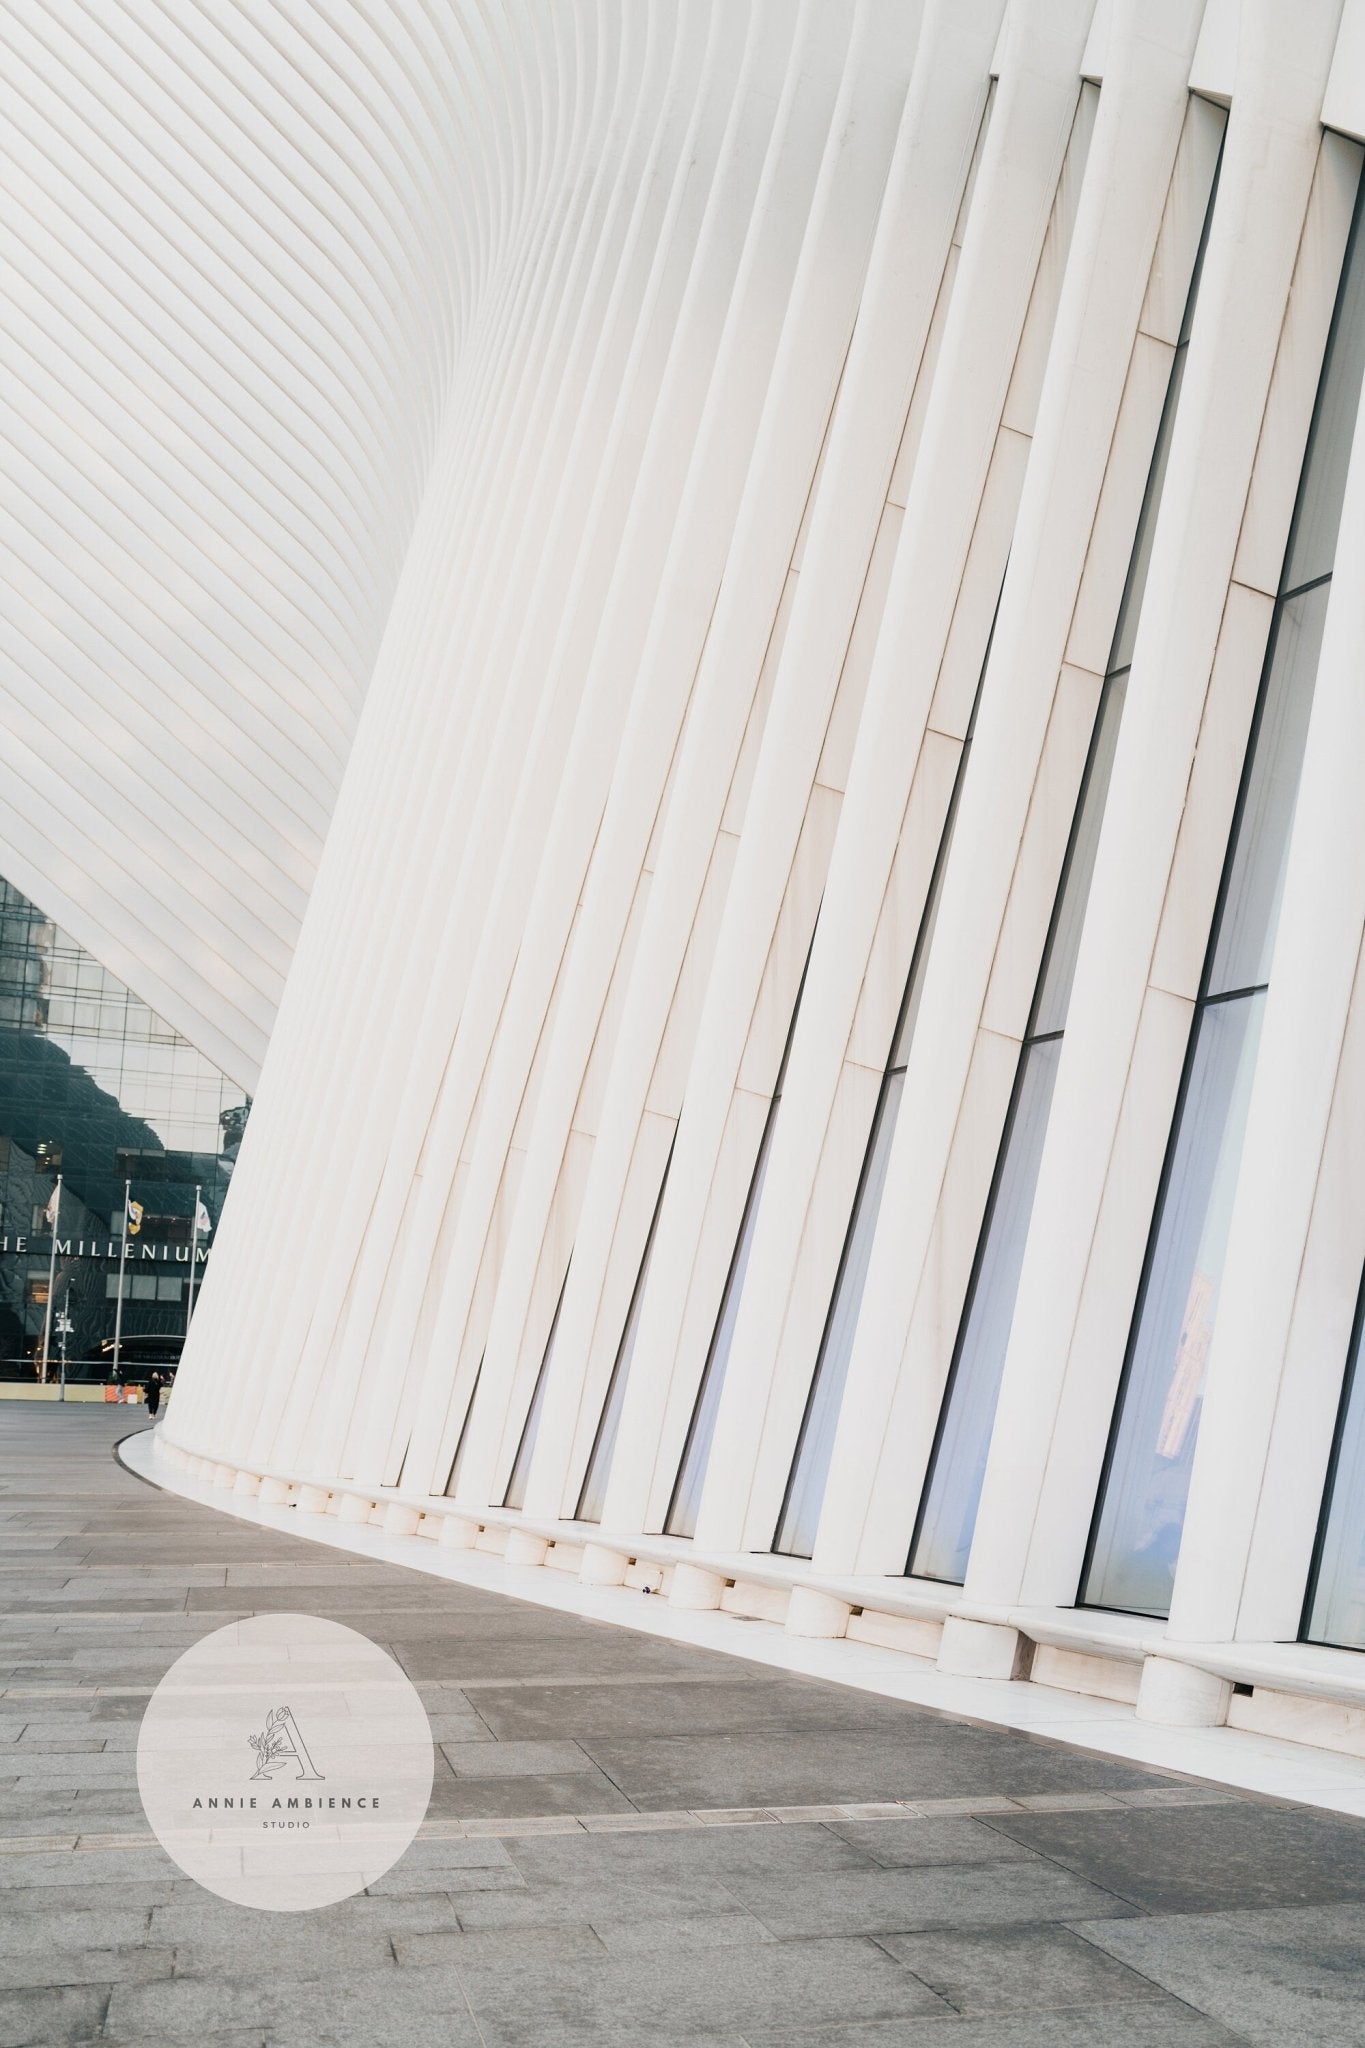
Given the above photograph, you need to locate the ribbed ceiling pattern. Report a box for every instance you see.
[0,0,573,1087]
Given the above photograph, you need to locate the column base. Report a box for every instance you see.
[786,1587,851,1639]
[504,1529,549,1567]
[1136,1655,1232,1727]
[258,1477,293,1505]
[336,1493,374,1525]
[669,1562,726,1610]
[937,1615,1034,1681]
[383,1503,422,1536]
[438,1516,479,1550]
[295,1485,331,1515]
[580,1543,630,1587]
[232,1471,260,1498]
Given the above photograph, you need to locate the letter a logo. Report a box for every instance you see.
[247,1705,324,1781]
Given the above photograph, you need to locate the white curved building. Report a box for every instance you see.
[14,0,1365,1755]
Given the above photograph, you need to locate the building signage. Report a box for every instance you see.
[0,1238,208,1262]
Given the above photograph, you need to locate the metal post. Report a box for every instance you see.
[112,1178,130,1386]
[185,1182,201,1336]
[39,1173,61,1386]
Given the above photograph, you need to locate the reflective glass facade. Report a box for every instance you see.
[0,878,247,1380]
[773,643,988,1560]
[577,1153,673,1524]
[1084,166,1365,1618]
[1306,1273,1365,1650]
[502,1277,567,1510]
[909,151,1220,1585]
[442,1355,482,1496]
[666,967,810,1540]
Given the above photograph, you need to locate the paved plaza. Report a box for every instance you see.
[1,1403,1364,2047]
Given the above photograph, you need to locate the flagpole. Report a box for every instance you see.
[38,1173,61,1385]
[112,1179,130,1385]
[185,1183,201,1337]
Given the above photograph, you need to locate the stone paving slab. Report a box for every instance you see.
[458,1932,956,2041]
[875,1923,1172,2017]
[569,1727,1164,1809]
[2,1402,1363,2046]
[984,1804,1365,1913]
[739,2013,1241,2048]
[1072,1903,1365,2045]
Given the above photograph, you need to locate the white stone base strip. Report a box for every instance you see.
[118,1428,1365,1821]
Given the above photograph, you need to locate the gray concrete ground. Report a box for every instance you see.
[2,1402,1364,2048]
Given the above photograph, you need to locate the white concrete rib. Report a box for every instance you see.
[26,2,1365,1752]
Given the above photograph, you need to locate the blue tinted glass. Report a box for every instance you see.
[775,1070,903,1558]
[666,947,811,1540]
[1109,345,1187,674]
[1305,1289,1365,1649]
[1084,992,1264,1616]
[578,1164,671,1524]
[1087,170,1365,1620]
[1030,673,1127,1035]
[442,1356,482,1497]
[1207,583,1329,997]
[1281,193,1365,592]
[666,1112,777,1539]
[503,1283,566,1509]
[911,1036,1061,1583]
[0,876,246,1381]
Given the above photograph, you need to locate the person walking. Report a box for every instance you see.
[144,1370,163,1420]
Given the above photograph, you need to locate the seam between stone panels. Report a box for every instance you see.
[0,1786,1242,1857]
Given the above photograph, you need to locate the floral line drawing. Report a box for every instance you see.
[247,1705,324,1781]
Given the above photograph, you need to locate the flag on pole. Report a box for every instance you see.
[42,1184,60,1229]
[126,1197,144,1238]
[195,1199,212,1236]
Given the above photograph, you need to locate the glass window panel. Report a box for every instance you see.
[890,831,952,1072]
[911,1035,1062,1583]
[898,163,1222,1589]
[1108,125,1223,666]
[666,1111,778,1540]
[1281,197,1365,591]
[1207,582,1329,996]
[665,946,813,1541]
[1084,991,1265,1616]
[775,1069,905,1558]
[503,1282,567,1510]
[442,1356,482,1497]
[578,1164,671,1525]
[575,1332,631,1526]
[1110,343,1187,674]
[772,600,1002,1559]
[1305,1283,1365,1649]
[888,618,998,1074]
[1031,674,1128,1036]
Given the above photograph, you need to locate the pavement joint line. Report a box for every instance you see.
[2,1685,155,1698]
[0,1785,1241,1855]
